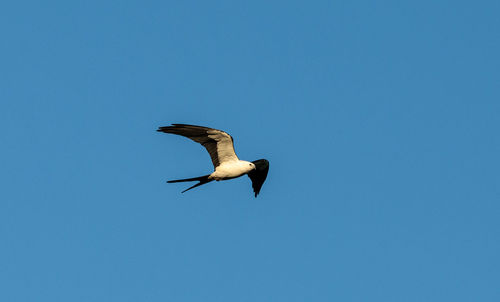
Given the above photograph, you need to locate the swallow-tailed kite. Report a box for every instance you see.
[157,124,269,197]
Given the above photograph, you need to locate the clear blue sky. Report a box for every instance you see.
[1,0,499,301]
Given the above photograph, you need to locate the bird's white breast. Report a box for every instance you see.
[209,160,254,181]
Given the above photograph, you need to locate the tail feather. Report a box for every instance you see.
[167,174,213,193]
[167,175,210,183]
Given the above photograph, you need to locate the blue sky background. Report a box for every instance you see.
[1,0,499,301]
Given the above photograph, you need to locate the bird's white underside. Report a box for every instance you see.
[209,160,255,181]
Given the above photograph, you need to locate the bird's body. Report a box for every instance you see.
[209,160,256,181]
[157,124,269,197]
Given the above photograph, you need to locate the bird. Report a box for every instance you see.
[157,124,269,197]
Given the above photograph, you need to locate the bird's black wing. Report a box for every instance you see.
[248,159,269,197]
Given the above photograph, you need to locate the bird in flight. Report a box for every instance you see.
[157,124,269,197]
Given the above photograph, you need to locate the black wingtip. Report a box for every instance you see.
[248,159,269,197]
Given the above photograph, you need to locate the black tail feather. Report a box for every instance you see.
[167,174,213,193]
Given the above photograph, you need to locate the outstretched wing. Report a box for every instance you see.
[248,159,269,197]
[157,124,239,168]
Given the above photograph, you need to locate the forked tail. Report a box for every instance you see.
[167,174,213,193]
